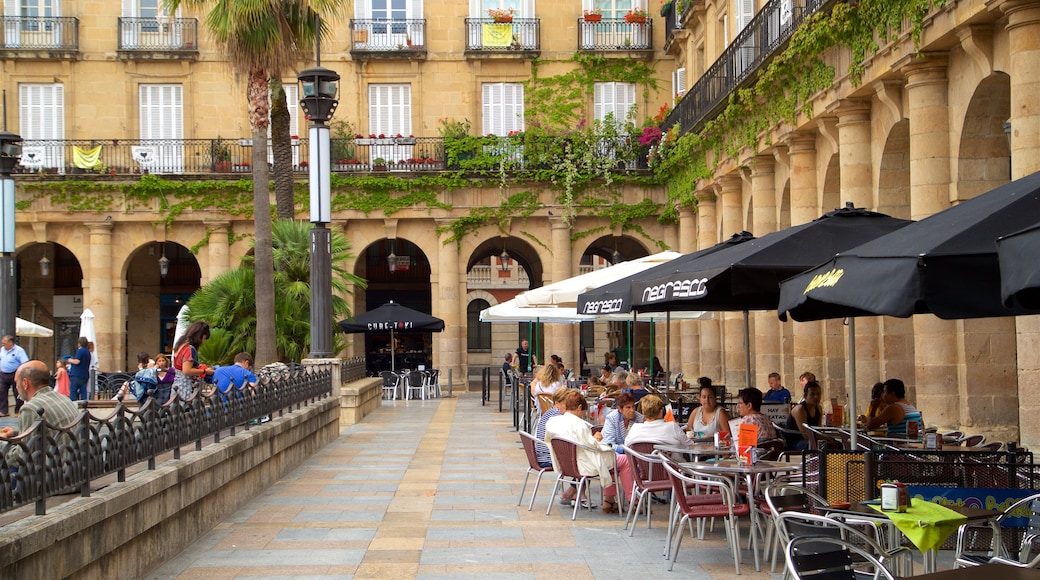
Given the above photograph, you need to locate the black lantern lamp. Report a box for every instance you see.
[298,67,340,125]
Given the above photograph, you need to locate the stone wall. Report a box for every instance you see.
[0,396,340,578]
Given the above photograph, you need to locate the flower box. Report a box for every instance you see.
[355,138,396,146]
[394,137,417,145]
[583,13,602,21]
[492,14,513,22]
[625,14,647,23]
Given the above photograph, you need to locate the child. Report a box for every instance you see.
[54,358,71,397]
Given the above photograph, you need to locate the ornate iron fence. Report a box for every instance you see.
[576,18,653,51]
[340,356,367,383]
[117,17,198,51]
[0,367,332,515]
[349,18,427,53]
[464,18,540,52]
[0,16,79,50]
[662,0,836,135]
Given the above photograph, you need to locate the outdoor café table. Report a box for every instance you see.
[821,501,997,574]
[907,563,1040,580]
[678,458,803,572]
[655,442,735,461]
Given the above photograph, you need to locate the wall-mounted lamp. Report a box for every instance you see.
[387,238,398,274]
[159,243,170,278]
[1004,120,1012,153]
[499,238,511,273]
[39,244,50,278]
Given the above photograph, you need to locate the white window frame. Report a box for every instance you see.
[368,84,413,163]
[18,83,65,171]
[356,0,424,47]
[139,84,184,173]
[481,82,524,136]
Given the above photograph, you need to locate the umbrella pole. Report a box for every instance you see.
[665,312,671,398]
[391,327,395,372]
[649,317,655,380]
[743,310,752,389]
[848,317,858,449]
[629,314,634,370]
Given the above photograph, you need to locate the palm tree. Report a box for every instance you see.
[166,0,342,365]
[270,79,296,219]
[188,219,366,362]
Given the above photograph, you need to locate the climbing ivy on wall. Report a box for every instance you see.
[655,0,949,203]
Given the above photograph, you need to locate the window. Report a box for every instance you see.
[467,299,492,351]
[671,68,686,104]
[368,84,412,162]
[481,82,524,135]
[19,83,64,170]
[139,84,184,172]
[593,82,636,125]
[478,0,525,18]
[356,0,424,45]
[734,0,753,33]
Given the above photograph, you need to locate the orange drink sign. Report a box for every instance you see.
[737,423,759,465]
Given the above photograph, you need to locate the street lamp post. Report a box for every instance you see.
[0,131,22,339]
[298,66,339,358]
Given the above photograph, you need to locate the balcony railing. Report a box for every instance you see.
[13,135,647,175]
[464,18,539,53]
[576,18,653,51]
[662,0,836,136]
[0,16,78,51]
[117,17,198,52]
[349,18,426,56]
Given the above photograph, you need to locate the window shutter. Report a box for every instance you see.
[284,83,300,137]
[139,84,183,171]
[593,83,606,122]
[780,0,792,25]
[356,0,370,18]
[736,0,753,31]
[19,84,64,140]
[672,67,686,103]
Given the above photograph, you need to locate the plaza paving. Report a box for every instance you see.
[147,393,781,579]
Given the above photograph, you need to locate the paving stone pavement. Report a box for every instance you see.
[144,393,793,579]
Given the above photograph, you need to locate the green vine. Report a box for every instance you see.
[656,0,948,204]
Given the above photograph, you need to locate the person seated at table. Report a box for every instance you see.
[501,353,514,376]
[534,387,569,469]
[687,381,731,438]
[589,365,612,390]
[604,351,617,372]
[601,369,629,399]
[530,363,564,397]
[860,378,923,436]
[798,371,816,390]
[783,380,823,450]
[865,382,886,422]
[599,392,644,450]
[615,394,691,500]
[545,390,619,513]
[623,372,650,403]
[763,372,791,403]
[735,387,777,443]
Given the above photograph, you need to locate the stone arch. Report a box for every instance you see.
[820,154,840,214]
[125,241,201,366]
[577,234,651,267]
[878,119,911,219]
[12,241,83,362]
[354,237,434,374]
[956,72,1011,201]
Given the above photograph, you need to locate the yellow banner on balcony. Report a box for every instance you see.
[73,145,103,169]
[482,23,512,47]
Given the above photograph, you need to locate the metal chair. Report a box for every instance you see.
[517,430,553,511]
[662,458,748,573]
[620,442,671,535]
[955,492,1040,569]
[545,435,611,521]
[777,511,914,577]
[961,434,986,447]
[424,369,441,398]
[379,371,399,400]
[785,535,897,580]
[406,370,425,400]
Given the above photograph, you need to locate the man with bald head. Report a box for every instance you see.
[0,360,80,439]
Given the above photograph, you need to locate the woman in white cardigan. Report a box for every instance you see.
[545,390,619,513]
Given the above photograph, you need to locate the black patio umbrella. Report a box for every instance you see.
[998,222,1040,310]
[338,301,445,372]
[778,170,1040,322]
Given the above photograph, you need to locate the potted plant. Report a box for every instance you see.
[211,137,232,172]
[583,8,603,21]
[488,7,515,22]
[372,157,388,171]
[625,7,648,23]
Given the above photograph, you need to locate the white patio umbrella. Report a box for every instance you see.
[16,317,53,338]
[171,304,191,349]
[514,251,682,308]
[481,298,711,323]
[79,308,96,343]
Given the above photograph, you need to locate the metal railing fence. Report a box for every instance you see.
[0,367,332,515]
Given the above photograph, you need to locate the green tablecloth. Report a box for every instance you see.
[870,501,967,552]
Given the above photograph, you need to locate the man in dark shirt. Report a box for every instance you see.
[515,339,536,374]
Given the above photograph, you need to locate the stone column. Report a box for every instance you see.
[86,222,114,373]
[1001,0,1040,447]
[718,172,746,389]
[750,155,778,389]
[695,189,721,381]
[675,205,697,377]
[205,220,231,285]
[547,215,573,370]
[903,53,956,423]
[434,218,463,393]
[836,100,879,402]
[786,133,825,387]
[111,280,127,370]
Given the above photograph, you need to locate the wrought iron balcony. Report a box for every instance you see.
[12,135,646,176]
[464,18,539,55]
[576,18,653,52]
[662,0,835,136]
[349,18,427,58]
[117,17,199,54]
[0,16,78,54]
